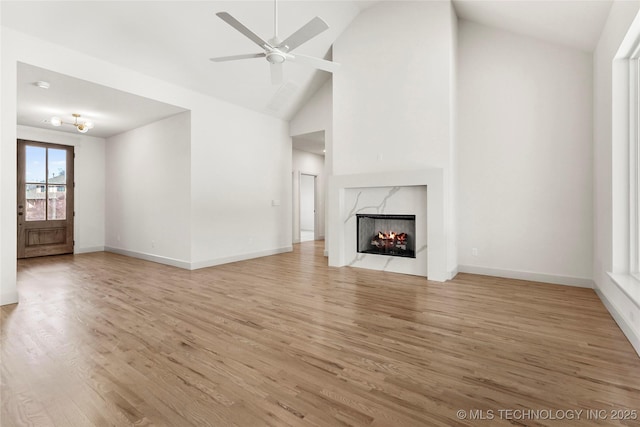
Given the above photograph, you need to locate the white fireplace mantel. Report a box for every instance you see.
[328,169,450,282]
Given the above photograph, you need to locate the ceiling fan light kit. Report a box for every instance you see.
[266,52,286,64]
[210,0,340,85]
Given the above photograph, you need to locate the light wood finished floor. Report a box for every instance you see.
[2,241,640,426]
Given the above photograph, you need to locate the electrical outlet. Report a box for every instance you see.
[472,247,478,256]
[151,240,155,248]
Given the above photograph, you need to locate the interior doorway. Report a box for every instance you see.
[291,131,325,244]
[300,173,316,242]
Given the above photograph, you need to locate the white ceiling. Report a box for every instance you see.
[17,63,187,138]
[3,1,614,139]
[453,0,613,52]
[2,1,373,121]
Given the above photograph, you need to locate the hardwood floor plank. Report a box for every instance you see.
[2,241,640,426]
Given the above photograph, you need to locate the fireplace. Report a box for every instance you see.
[356,214,416,258]
[330,173,439,279]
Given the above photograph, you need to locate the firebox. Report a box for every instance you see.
[356,214,416,258]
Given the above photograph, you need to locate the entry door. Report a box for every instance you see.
[17,140,74,258]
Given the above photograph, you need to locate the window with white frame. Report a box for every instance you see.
[631,52,640,280]
[610,15,640,293]
[634,55,640,280]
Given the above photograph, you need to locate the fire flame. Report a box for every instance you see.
[377,231,406,240]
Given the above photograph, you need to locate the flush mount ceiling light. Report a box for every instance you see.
[34,81,50,89]
[49,113,95,133]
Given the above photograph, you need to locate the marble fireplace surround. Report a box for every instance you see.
[328,169,448,282]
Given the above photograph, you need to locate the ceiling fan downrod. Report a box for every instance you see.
[273,0,278,41]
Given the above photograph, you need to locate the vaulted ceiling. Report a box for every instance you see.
[454,0,613,52]
[3,1,373,124]
[2,0,614,138]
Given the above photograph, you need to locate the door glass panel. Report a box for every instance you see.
[25,145,46,183]
[47,186,66,220]
[48,148,66,184]
[25,184,46,221]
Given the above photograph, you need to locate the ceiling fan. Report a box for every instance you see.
[210,0,340,84]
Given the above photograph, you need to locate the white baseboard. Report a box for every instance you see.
[104,246,191,269]
[457,265,594,288]
[190,246,293,270]
[595,288,640,358]
[427,272,450,282]
[74,246,105,254]
[105,246,294,271]
[294,234,324,245]
[324,250,329,257]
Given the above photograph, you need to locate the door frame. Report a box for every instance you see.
[298,172,317,242]
[17,139,75,258]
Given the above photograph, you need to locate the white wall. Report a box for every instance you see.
[17,125,106,253]
[292,148,325,242]
[105,112,191,266]
[1,27,292,303]
[290,80,332,139]
[1,26,19,305]
[300,174,315,231]
[0,10,6,303]
[189,108,292,268]
[457,20,594,286]
[593,1,640,354]
[332,0,457,277]
[333,1,455,175]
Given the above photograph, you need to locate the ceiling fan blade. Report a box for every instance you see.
[270,62,283,85]
[278,16,329,52]
[210,53,266,62]
[289,53,340,73]
[216,12,272,50]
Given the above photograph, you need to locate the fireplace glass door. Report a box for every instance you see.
[356,214,416,258]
